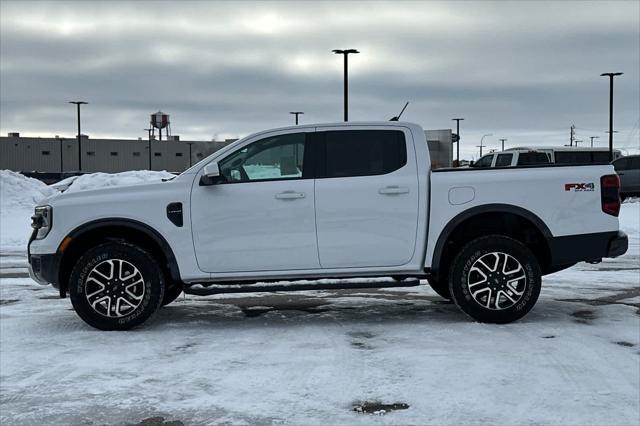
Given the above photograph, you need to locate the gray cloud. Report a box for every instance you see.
[1,0,638,158]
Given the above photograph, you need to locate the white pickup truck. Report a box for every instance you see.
[28,122,628,330]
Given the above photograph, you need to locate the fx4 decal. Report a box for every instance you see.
[565,182,595,192]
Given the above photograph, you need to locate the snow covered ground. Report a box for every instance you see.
[0,171,638,425]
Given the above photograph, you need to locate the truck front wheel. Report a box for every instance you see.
[449,235,541,324]
[69,242,165,330]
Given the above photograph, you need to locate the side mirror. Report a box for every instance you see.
[199,162,221,186]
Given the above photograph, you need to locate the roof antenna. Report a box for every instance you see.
[390,101,409,121]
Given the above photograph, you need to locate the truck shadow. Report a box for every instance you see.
[148,288,556,328]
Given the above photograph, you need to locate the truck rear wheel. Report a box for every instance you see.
[449,235,541,324]
[69,242,165,330]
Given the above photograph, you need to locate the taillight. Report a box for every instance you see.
[601,174,621,216]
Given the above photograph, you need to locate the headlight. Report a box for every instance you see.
[31,205,53,240]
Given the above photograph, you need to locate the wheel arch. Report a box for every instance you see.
[430,204,553,280]
[58,218,181,296]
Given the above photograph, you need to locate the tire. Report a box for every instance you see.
[427,277,451,300]
[162,282,184,307]
[69,242,165,330]
[449,235,541,324]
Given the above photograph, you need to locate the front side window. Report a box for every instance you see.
[320,130,406,178]
[219,133,305,183]
[495,153,513,167]
[613,158,628,171]
[474,155,494,168]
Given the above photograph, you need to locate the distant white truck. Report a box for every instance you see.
[472,149,551,168]
[506,146,622,165]
[28,122,628,330]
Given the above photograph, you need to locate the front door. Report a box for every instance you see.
[190,131,320,273]
[314,127,420,268]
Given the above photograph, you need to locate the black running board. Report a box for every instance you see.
[184,279,421,296]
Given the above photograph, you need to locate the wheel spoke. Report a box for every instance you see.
[84,258,146,318]
[467,251,527,311]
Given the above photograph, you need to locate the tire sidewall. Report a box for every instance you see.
[69,242,164,330]
[449,235,541,323]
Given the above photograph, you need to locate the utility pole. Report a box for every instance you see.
[332,49,359,122]
[478,133,492,157]
[570,124,575,147]
[452,118,464,166]
[69,101,88,172]
[289,111,304,125]
[589,136,600,148]
[499,138,507,151]
[601,72,623,162]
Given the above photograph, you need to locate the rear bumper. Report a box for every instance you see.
[548,230,628,266]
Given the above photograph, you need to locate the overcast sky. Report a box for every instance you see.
[1,0,638,159]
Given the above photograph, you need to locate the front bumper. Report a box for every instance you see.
[28,253,61,288]
[28,231,61,288]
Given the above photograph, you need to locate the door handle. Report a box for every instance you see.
[275,191,305,200]
[378,185,410,195]
[618,172,625,176]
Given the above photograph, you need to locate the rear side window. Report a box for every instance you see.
[517,152,550,165]
[495,154,513,167]
[555,151,592,164]
[320,130,406,178]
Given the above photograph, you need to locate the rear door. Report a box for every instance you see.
[314,127,419,268]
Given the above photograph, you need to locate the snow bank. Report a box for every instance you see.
[0,170,175,252]
[0,170,57,252]
[62,170,175,193]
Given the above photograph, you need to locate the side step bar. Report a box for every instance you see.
[184,279,421,296]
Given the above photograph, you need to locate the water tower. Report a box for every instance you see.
[150,111,171,141]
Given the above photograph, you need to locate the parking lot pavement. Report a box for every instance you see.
[1,204,638,425]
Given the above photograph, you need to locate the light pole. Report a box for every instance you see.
[59,137,64,176]
[69,101,87,172]
[289,111,304,125]
[332,49,359,122]
[574,140,583,147]
[478,133,492,157]
[601,72,623,162]
[499,138,507,151]
[144,128,153,170]
[589,136,600,148]
[452,118,464,166]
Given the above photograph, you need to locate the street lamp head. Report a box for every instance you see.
[452,118,464,121]
[69,101,88,105]
[333,49,359,54]
[600,72,623,77]
[289,111,304,115]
